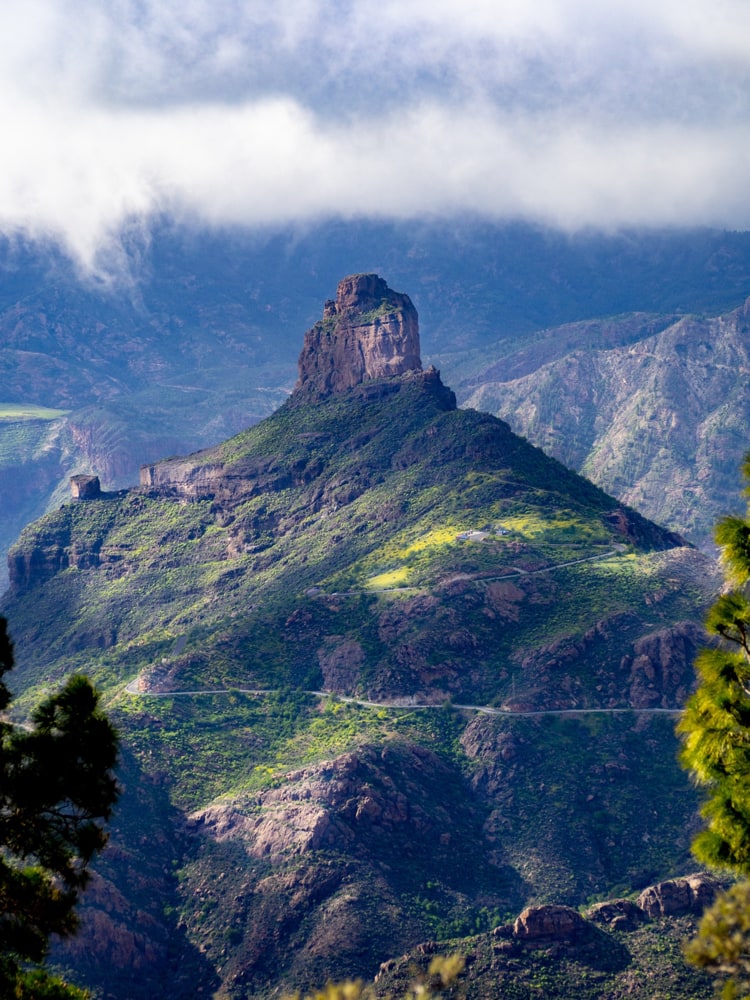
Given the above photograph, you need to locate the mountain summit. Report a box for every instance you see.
[293,273,422,400]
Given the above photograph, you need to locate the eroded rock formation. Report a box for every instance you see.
[187,742,465,863]
[134,274,447,502]
[637,872,721,918]
[498,873,718,946]
[70,474,102,500]
[293,273,422,401]
[586,898,645,931]
[513,904,585,942]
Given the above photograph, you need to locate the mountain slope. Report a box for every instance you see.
[1,276,718,999]
[5,359,701,710]
[462,299,750,547]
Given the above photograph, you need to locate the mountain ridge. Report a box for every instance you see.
[462,297,750,547]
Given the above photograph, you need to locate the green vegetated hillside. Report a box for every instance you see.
[0,372,289,593]
[1,356,719,998]
[460,299,750,549]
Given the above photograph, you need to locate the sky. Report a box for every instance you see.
[1,0,750,270]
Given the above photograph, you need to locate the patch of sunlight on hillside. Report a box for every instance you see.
[399,526,459,557]
[585,551,641,578]
[0,403,70,420]
[499,513,551,537]
[367,566,410,589]
[500,511,606,544]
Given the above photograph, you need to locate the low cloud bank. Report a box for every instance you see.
[0,0,748,270]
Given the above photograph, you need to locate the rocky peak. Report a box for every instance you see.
[293,274,422,401]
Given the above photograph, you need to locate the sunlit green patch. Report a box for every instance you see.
[498,508,610,546]
[399,525,460,557]
[367,566,410,589]
[0,403,70,420]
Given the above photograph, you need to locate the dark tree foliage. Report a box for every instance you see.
[0,617,119,998]
[679,454,750,873]
[684,880,750,1000]
[679,454,750,998]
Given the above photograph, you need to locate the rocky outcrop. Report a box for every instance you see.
[70,474,101,499]
[140,452,307,500]
[317,637,366,695]
[624,621,706,709]
[498,874,718,947]
[7,505,133,595]
[8,523,73,592]
[504,613,704,711]
[136,275,439,500]
[188,742,463,863]
[603,507,687,550]
[139,455,225,495]
[586,898,645,930]
[293,274,422,401]
[63,874,167,969]
[378,870,724,999]
[637,872,721,918]
[513,904,585,941]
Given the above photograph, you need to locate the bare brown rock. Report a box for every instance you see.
[624,622,705,709]
[180,739,506,998]
[293,274,422,401]
[603,507,684,546]
[70,474,101,499]
[637,872,721,918]
[586,898,645,931]
[484,580,525,621]
[513,904,585,941]
[139,455,224,494]
[188,743,459,863]
[129,275,454,508]
[507,613,704,712]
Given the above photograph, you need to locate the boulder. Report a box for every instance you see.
[637,872,721,918]
[70,474,101,500]
[513,904,585,941]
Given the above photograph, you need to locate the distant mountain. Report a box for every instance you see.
[2,220,750,589]
[461,299,750,548]
[2,276,718,999]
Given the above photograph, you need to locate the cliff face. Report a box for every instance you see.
[293,274,422,401]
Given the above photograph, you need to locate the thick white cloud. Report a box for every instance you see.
[1,0,749,270]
